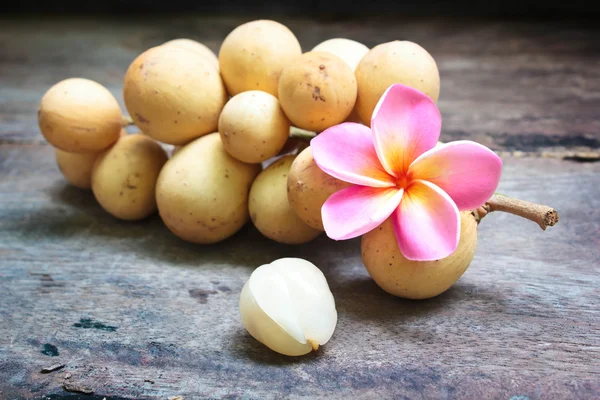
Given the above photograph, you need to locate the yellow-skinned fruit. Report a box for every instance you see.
[355,41,440,126]
[123,45,227,145]
[219,20,302,97]
[156,133,261,244]
[287,146,351,231]
[162,38,219,71]
[249,156,321,244]
[38,78,122,153]
[278,51,357,132]
[218,91,290,164]
[92,134,168,221]
[361,211,478,299]
[55,129,126,189]
[312,38,369,72]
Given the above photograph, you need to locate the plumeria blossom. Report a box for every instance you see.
[311,84,502,261]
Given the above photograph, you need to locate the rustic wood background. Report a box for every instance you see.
[0,16,599,399]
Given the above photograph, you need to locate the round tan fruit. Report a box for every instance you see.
[287,146,351,230]
[38,78,122,153]
[123,45,227,145]
[55,129,126,189]
[55,149,99,189]
[312,38,369,72]
[249,156,321,244]
[361,211,477,300]
[156,133,261,244]
[355,41,440,125]
[162,38,219,71]
[311,39,369,124]
[219,20,302,97]
[278,51,357,132]
[91,134,168,221]
[218,91,290,163]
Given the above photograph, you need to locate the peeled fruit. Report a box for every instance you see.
[219,20,302,97]
[156,133,261,244]
[239,258,337,356]
[55,129,126,189]
[38,78,122,153]
[361,211,478,300]
[162,38,219,71]
[311,38,369,72]
[249,156,321,244]
[123,45,227,145]
[219,91,290,163]
[278,51,357,132]
[287,146,351,230]
[355,41,440,125]
[91,134,168,221]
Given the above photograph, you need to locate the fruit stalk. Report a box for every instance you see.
[473,193,559,230]
[289,126,317,142]
[121,115,135,127]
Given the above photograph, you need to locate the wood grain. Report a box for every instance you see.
[0,15,599,400]
[0,16,599,153]
[0,144,599,399]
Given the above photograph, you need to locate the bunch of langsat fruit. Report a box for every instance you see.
[38,20,559,357]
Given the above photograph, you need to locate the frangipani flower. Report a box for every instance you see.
[312,84,502,261]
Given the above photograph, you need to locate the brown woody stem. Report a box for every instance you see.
[472,193,559,230]
[289,126,317,142]
[121,115,135,127]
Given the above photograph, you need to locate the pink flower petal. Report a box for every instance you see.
[392,180,460,261]
[322,186,403,240]
[371,84,441,176]
[312,122,395,188]
[409,140,502,210]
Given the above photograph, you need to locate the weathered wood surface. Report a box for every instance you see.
[1,16,599,400]
[1,146,599,399]
[0,16,599,153]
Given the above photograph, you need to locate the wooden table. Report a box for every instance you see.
[1,16,599,399]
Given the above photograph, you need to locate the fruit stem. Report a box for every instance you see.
[473,193,559,230]
[289,126,317,142]
[121,115,135,127]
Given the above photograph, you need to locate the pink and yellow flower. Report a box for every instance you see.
[312,84,502,261]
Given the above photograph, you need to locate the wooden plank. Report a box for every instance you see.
[0,144,599,398]
[1,15,599,399]
[0,16,599,153]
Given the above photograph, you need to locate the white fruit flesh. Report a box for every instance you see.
[239,258,337,356]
